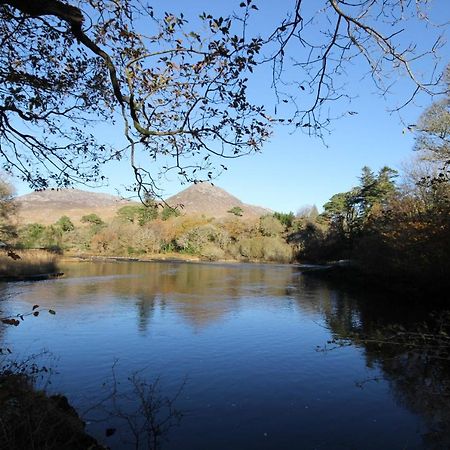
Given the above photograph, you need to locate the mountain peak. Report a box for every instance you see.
[15,184,270,225]
[16,188,134,225]
[166,182,268,218]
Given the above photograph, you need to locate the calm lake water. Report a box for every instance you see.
[1,261,449,449]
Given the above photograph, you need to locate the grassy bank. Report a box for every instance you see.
[0,249,60,280]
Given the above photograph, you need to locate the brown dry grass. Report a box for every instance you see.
[0,249,59,279]
[17,205,128,226]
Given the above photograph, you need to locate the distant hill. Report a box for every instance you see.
[165,183,269,218]
[16,189,135,225]
[15,183,270,225]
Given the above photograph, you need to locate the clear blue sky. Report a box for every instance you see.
[13,0,450,213]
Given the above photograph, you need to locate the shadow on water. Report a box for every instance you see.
[304,274,450,450]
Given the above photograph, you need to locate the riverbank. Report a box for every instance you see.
[0,249,63,282]
[64,252,203,264]
[0,372,105,450]
[62,251,296,266]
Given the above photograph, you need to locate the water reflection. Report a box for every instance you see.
[6,261,319,330]
[0,261,449,449]
[313,280,450,450]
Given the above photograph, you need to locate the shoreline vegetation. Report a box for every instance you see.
[1,161,446,297]
[0,249,63,282]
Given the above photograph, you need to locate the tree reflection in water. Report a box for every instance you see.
[2,261,450,449]
[309,277,450,450]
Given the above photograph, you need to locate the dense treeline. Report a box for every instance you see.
[291,71,450,292]
[291,164,449,285]
[11,207,293,263]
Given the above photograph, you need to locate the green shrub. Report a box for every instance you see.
[18,223,46,248]
[237,236,292,262]
[200,244,225,261]
[176,224,222,254]
[81,213,104,225]
[261,237,292,262]
[273,211,295,228]
[117,205,158,225]
[161,206,180,221]
[259,215,284,237]
[227,206,243,217]
[55,216,74,232]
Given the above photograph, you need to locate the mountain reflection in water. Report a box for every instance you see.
[1,261,449,449]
